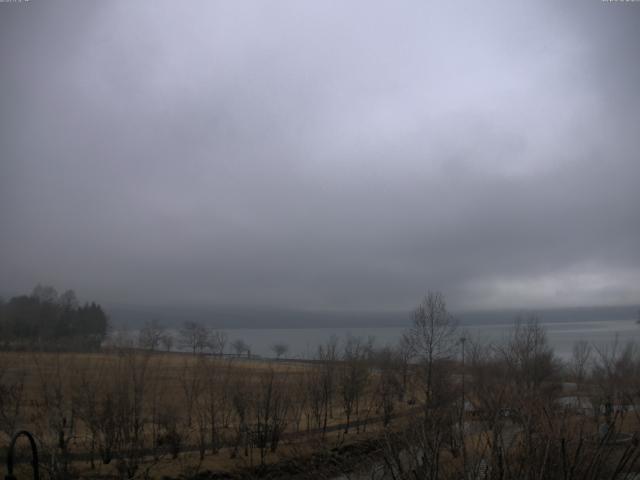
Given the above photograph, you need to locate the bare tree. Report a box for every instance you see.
[371,346,402,427]
[466,339,513,478]
[179,358,204,428]
[138,319,164,351]
[160,332,174,352]
[32,284,59,303]
[229,372,251,459]
[406,291,457,407]
[198,357,232,455]
[315,335,339,437]
[250,368,292,464]
[395,334,414,401]
[31,352,76,479]
[271,342,289,359]
[231,338,250,357]
[498,315,558,395]
[155,402,182,460]
[190,358,211,461]
[58,289,78,310]
[288,371,309,433]
[104,328,135,351]
[208,329,227,356]
[180,321,210,355]
[592,337,640,424]
[115,350,153,479]
[338,335,371,433]
[73,356,107,469]
[0,355,26,442]
[569,339,593,383]
[497,317,561,475]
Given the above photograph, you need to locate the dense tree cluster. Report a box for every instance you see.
[0,285,108,350]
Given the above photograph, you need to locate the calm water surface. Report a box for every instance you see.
[219,318,640,360]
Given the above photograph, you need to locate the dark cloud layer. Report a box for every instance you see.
[1,1,639,313]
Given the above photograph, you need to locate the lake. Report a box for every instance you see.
[217,317,640,360]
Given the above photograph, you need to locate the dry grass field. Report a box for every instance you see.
[0,349,416,479]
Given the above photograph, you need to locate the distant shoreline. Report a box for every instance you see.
[107,303,640,330]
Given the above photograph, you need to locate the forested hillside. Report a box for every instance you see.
[0,285,108,350]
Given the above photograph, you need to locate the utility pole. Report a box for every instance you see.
[460,335,467,478]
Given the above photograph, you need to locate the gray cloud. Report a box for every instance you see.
[1,0,639,313]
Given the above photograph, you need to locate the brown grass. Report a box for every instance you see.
[0,350,412,478]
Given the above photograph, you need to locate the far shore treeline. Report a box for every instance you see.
[0,285,108,350]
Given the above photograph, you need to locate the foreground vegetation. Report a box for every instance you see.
[2,291,640,479]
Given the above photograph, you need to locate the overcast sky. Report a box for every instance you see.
[1,1,639,313]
